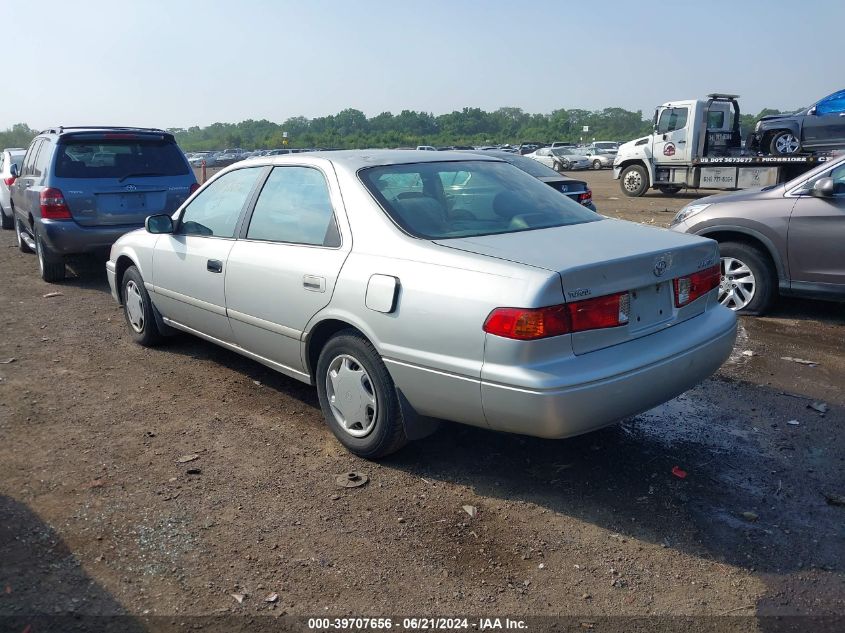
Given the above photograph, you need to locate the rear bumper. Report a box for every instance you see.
[480,306,737,438]
[36,219,141,255]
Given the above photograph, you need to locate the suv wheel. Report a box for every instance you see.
[35,234,66,282]
[316,330,408,459]
[122,266,163,346]
[15,218,33,253]
[769,131,801,155]
[717,241,776,315]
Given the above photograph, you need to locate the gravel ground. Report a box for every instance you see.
[0,167,843,632]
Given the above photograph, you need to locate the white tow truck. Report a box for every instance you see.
[613,94,831,197]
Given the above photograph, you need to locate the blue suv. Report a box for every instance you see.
[9,126,197,281]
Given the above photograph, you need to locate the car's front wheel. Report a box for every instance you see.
[769,130,801,155]
[717,241,776,315]
[592,159,602,170]
[36,234,66,282]
[316,330,407,459]
[121,265,163,346]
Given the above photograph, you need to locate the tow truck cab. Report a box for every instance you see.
[613,94,828,197]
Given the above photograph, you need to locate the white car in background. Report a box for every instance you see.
[0,148,27,230]
[528,147,590,171]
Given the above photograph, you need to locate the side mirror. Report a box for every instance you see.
[808,106,817,115]
[145,214,174,234]
[9,163,19,178]
[811,177,835,198]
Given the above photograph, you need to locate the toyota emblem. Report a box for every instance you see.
[125,184,137,191]
[653,259,668,277]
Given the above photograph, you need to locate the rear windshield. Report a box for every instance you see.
[359,160,600,239]
[55,139,189,179]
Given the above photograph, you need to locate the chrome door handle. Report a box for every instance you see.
[303,275,325,292]
[207,259,223,273]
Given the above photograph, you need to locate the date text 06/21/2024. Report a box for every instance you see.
[307,617,528,630]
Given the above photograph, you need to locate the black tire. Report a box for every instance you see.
[35,234,66,282]
[15,218,32,253]
[620,164,649,197]
[592,159,602,170]
[717,241,776,316]
[316,330,407,459]
[121,265,163,346]
[768,130,801,156]
[658,185,682,195]
[0,205,12,230]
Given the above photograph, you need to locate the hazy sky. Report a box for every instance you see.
[2,0,840,130]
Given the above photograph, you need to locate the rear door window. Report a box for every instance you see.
[55,139,189,179]
[33,140,52,177]
[22,140,42,176]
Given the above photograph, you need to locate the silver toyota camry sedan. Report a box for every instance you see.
[107,151,737,458]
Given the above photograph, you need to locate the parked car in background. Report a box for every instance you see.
[416,145,437,151]
[9,126,198,282]
[1,148,27,229]
[582,148,616,170]
[107,150,735,458]
[528,147,590,171]
[748,88,845,155]
[587,141,620,154]
[216,149,246,164]
[670,152,845,314]
[551,142,575,148]
[518,142,544,155]
[266,149,294,156]
[188,151,217,167]
[464,149,595,210]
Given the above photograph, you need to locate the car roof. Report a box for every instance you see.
[253,149,503,171]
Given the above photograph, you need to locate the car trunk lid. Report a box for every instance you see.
[435,218,719,354]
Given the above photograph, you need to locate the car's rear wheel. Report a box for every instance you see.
[620,164,649,197]
[592,159,602,170]
[316,330,407,459]
[769,131,801,155]
[15,218,32,253]
[36,234,66,283]
[0,205,12,230]
[122,265,162,346]
[717,242,776,315]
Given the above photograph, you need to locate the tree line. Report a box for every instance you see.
[1,106,790,152]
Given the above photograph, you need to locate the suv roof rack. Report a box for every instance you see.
[707,93,740,100]
[39,125,168,135]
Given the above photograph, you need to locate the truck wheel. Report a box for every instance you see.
[769,131,801,155]
[620,164,649,197]
[717,241,776,315]
[658,185,682,195]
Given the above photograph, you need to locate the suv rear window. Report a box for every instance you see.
[55,139,188,179]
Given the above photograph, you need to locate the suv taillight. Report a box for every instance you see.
[673,265,720,307]
[578,189,593,205]
[3,177,15,187]
[483,292,630,340]
[40,188,72,220]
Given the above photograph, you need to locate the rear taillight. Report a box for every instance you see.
[39,188,72,220]
[189,182,200,195]
[578,189,593,205]
[483,291,630,340]
[3,177,15,187]
[673,265,720,307]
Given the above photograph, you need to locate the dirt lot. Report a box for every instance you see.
[1,169,843,631]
